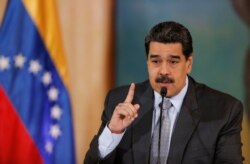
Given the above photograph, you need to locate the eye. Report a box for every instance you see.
[170,60,178,64]
[152,59,160,63]
[150,58,162,65]
[168,58,179,65]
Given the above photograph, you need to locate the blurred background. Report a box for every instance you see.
[0,0,249,163]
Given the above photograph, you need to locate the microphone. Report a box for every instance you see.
[157,87,167,163]
[160,87,167,97]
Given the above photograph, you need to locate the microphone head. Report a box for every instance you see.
[160,87,167,97]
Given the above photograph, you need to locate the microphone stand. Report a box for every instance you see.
[157,87,167,164]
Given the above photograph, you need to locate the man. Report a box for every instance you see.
[84,21,243,164]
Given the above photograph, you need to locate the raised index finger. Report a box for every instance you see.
[124,83,135,103]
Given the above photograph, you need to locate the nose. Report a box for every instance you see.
[160,61,170,75]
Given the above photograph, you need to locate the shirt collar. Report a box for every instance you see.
[154,76,189,112]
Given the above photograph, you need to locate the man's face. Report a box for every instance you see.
[147,42,193,97]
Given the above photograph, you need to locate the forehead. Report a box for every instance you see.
[149,42,184,57]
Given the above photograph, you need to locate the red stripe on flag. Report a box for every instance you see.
[0,86,43,164]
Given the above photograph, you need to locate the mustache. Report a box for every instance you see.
[155,76,175,83]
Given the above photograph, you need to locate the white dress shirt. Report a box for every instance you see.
[98,76,189,159]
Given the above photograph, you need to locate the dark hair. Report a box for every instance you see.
[144,21,193,59]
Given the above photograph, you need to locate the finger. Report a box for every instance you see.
[133,104,140,117]
[114,104,132,117]
[119,103,138,116]
[133,104,140,111]
[124,83,135,103]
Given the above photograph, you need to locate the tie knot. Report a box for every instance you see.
[159,100,172,110]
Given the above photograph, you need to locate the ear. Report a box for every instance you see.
[186,55,193,74]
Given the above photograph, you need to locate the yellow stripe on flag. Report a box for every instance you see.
[22,0,69,87]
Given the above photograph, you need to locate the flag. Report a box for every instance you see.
[0,86,43,163]
[0,0,75,163]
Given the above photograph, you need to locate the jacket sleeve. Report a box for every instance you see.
[214,100,244,164]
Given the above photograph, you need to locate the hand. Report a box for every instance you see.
[108,83,140,134]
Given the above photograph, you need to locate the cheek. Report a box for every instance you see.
[148,67,158,78]
[180,63,191,75]
[172,68,187,81]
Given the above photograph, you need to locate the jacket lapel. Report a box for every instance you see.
[168,77,201,163]
[132,83,154,164]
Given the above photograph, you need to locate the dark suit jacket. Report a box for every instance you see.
[84,76,243,164]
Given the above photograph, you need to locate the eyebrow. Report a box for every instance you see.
[149,54,181,59]
[169,55,181,59]
[149,54,159,58]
